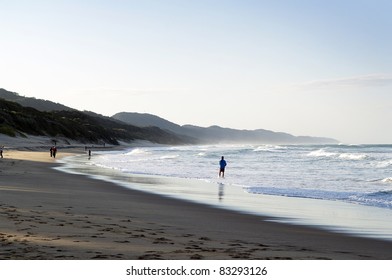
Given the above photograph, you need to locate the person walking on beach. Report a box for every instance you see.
[52,146,57,158]
[50,146,57,157]
[219,156,227,178]
[0,146,3,158]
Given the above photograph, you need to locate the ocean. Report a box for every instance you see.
[58,143,392,241]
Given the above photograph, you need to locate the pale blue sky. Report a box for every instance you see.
[1,0,392,143]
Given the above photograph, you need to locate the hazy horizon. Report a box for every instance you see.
[1,1,392,144]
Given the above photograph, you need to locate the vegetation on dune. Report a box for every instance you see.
[1,88,338,145]
[0,97,184,145]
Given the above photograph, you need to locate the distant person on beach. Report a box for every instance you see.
[0,146,3,158]
[219,156,227,178]
[50,146,57,158]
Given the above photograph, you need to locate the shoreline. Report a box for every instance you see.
[1,150,392,259]
[60,149,392,242]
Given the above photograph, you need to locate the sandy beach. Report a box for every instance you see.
[1,149,392,260]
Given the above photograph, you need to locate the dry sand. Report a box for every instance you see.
[1,149,392,259]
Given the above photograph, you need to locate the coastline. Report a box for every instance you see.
[59,149,392,242]
[1,149,392,259]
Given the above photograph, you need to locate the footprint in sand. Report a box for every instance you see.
[190,254,204,260]
[114,240,130,244]
[153,237,173,244]
[199,237,211,241]
[138,253,163,260]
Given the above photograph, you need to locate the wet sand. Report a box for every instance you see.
[1,150,392,259]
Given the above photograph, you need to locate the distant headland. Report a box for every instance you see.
[0,88,338,146]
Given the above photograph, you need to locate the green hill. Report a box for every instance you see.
[1,88,338,145]
[0,88,73,111]
[0,98,184,145]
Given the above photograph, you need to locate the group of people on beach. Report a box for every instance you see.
[4,143,227,178]
[47,143,227,178]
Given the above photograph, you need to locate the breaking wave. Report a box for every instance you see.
[307,149,367,160]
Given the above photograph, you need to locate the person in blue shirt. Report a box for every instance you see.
[219,156,227,178]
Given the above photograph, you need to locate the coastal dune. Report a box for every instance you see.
[1,150,392,259]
